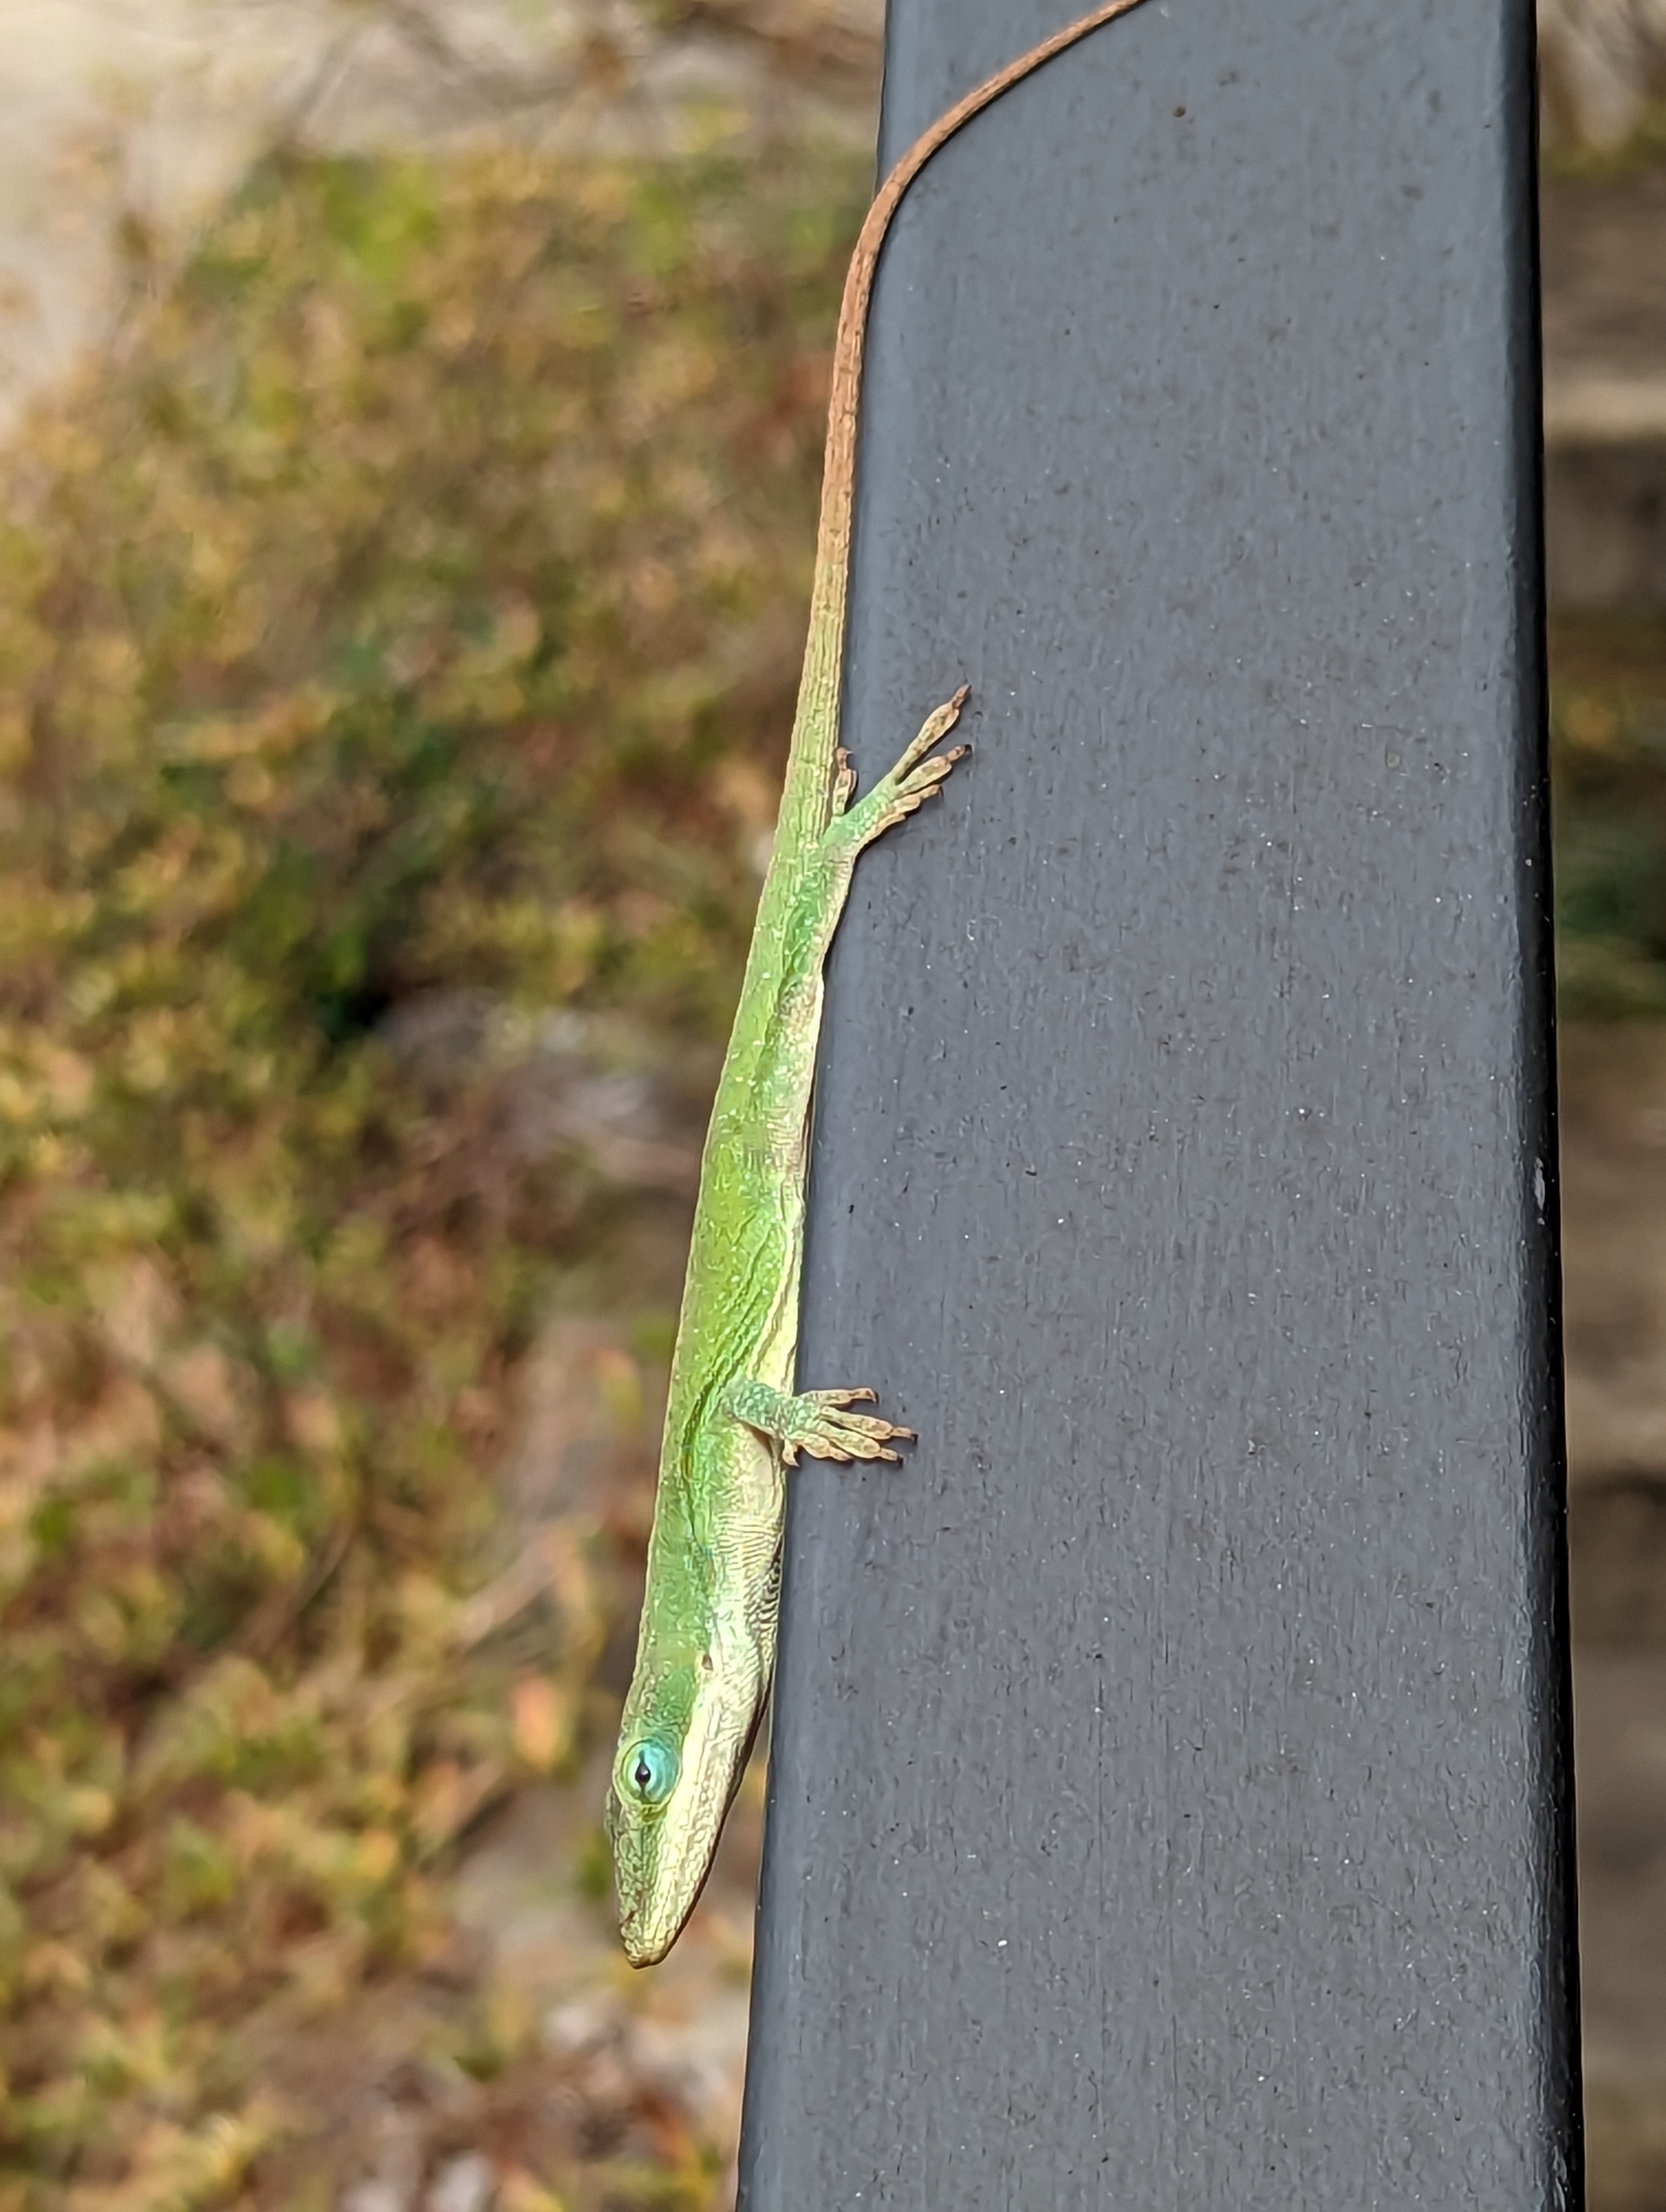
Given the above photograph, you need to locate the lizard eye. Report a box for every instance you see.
[621,1738,678,1805]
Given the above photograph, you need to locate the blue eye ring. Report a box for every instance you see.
[621,1738,678,1805]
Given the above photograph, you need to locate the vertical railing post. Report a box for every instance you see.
[739,1,1578,2203]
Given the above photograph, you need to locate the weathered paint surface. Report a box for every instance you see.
[739,0,1578,2204]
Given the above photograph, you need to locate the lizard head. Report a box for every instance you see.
[606,1643,766,1966]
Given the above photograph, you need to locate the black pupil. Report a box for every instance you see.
[633,1758,653,1791]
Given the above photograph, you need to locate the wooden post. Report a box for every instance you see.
[738,0,1579,2203]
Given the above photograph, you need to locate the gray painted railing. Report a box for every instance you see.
[738,2,1579,2203]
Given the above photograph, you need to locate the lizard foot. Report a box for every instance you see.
[836,686,970,850]
[726,1378,913,1467]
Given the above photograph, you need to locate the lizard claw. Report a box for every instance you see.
[831,746,857,816]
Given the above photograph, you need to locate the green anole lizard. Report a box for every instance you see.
[608,0,1149,1966]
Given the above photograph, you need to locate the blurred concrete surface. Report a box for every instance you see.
[0,0,882,419]
[0,0,341,405]
[1540,0,1666,151]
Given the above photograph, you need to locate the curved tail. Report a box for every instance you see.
[773,0,1155,855]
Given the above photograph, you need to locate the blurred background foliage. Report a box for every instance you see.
[1554,613,1666,1017]
[0,110,868,2208]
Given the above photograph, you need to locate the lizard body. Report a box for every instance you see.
[608,0,1149,1967]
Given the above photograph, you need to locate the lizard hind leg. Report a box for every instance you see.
[726,1378,914,1467]
[838,684,970,852]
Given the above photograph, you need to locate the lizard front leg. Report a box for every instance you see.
[726,1379,914,1466]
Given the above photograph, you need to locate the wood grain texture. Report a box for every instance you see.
[737,0,1578,2203]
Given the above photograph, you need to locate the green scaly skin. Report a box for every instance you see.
[608,0,1151,1967]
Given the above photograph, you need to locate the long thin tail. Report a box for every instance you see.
[772,0,1154,856]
